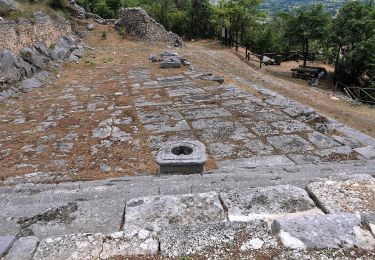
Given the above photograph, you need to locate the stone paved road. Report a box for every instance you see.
[1,27,375,186]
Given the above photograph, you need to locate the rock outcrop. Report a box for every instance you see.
[0,35,84,84]
[0,0,19,15]
[0,11,71,54]
[115,7,184,47]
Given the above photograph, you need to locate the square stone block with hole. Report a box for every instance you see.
[156,141,207,175]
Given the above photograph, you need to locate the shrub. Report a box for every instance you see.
[118,26,126,39]
[101,30,107,40]
[48,0,67,10]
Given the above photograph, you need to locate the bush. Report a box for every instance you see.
[101,30,107,40]
[118,26,126,39]
[48,0,67,10]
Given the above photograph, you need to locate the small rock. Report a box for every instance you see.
[149,54,162,62]
[86,23,96,31]
[160,57,181,69]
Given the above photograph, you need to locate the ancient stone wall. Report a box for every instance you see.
[0,11,71,53]
[115,8,183,47]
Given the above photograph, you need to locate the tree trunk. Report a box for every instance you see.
[303,39,309,67]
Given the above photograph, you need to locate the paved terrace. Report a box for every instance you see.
[1,36,375,258]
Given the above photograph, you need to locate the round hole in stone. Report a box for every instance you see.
[171,146,193,156]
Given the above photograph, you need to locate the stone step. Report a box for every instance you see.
[25,177,375,259]
[1,160,375,240]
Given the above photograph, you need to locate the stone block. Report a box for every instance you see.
[33,231,158,259]
[124,192,226,237]
[182,107,231,120]
[307,179,375,216]
[307,131,341,149]
[218,155,295,169]
[191,118,235,130]
[272,213,375,250]
[160,58,181,69]
[160,220,278,257]
[0,236,16,257]
[268,135,314,153]
[143,120,190,134]
[354,146,375,160]
[207,142,236,160]
[271,120,312,134]
[220,185,317,222]
[199,123,253,142]
[5,236,39,260]
[243,140,274,155]
[156,141,207,174]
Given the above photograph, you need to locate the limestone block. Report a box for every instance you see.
[272,213,375,250]
[220,185,318,222]
[160,220,278,257]
[5,236,39,260]
[124,192,226,237]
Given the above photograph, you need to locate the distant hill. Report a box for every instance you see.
[209,0,346,16]
[260,0,347,15]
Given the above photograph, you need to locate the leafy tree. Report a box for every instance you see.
[189,0,212,38]
[284,4,330,66]
[331,1,375,84]
[93,0,115,18]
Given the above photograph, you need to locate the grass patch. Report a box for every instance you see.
[3,1,64,21]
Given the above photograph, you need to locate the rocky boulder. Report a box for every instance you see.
[20,47,46,69]
[0,0,19,15]
[0,50,36,83]
[115,7,184,47]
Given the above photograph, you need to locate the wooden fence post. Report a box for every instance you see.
[260,54,263,68]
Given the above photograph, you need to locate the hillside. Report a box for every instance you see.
[260,0,346,14]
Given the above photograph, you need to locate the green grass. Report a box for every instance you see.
[3,0,68,21]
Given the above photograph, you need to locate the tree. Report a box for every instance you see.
[93,0,115,18]
[331,1,375,84]
[189,0,212,38]
[284,4,330,67]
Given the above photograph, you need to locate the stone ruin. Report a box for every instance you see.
[115,7,184,47]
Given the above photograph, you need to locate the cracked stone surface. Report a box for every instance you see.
[272,213,375,250]
[4,236,39,260]
[33,231,158,259]
[307,178,375,218]
[220,185,318,222]
[124,192,226,237]
[160,220,278,257]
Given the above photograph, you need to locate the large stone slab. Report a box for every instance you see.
[355,146,375,160]
[307,131,341,149]
[124,192,226,237]
[143,120,190,134]
[160,220,278,257]
[5,236,39,260]
[218,155,295,169]
[220,185,318,222]
[272,213,375,250]
[268,135,314,153]
[181,107,231,120]
[307,178,375,217]
[0,236,16,257]
[271,120,312,134]
[33,231,158,259]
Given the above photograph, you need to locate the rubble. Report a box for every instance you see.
[115,8,184,47]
